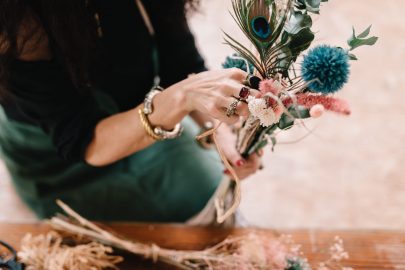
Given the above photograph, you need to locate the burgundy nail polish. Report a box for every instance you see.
[223,169,230,174]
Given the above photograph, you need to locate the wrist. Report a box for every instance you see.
[148,84,189,130]
[174,84,192,114]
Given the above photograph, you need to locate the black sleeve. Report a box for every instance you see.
[153,10,207,87]
[8,60,112,162]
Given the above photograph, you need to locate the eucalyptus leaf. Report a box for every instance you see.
[278,113,295,130]
[247,139,268,155]
[348,36,378,51]
[271,137,277,152]
[294,0,306,10]
[348,25,378,51]
[304,0,321,13]
[287,27,315,57]
[357,25,372,38]
[265,124,278,135]
[284,11,313,35]
[348,53,358,61]
[288,105,311,119]
[305,0,321,8]
[294,0,328,14]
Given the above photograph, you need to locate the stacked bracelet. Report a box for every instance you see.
[139,86,183,141]
[138,108,164,141]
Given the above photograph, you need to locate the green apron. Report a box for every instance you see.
[0,91,223,222]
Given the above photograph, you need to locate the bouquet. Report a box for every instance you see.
[205,0,378,223]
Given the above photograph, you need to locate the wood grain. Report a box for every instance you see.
[2,223,405,269]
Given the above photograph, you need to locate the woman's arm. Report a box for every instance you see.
[85,84,188,166]
[85,68,253,166]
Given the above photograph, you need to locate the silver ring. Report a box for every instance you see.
[226,98,240,117]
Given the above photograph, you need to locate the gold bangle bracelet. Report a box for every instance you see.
[138,108,163,141]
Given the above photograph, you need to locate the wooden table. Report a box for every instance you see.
[1,223,405,269]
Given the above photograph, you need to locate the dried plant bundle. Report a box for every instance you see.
[18,232,123,270]
[18,201,352,270]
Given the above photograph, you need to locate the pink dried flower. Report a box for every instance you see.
[309,104,325,118]
[237,233,289,270]
[274,105,284,120]
[263,239,289,269]
[259,79,283,96]
[283,93,351,115]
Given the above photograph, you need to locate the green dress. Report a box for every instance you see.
[0,1,223,222]
[0,101,223,222]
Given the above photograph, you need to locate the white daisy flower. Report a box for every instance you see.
[247,97,278,127]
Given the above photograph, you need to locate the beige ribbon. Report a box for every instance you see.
[196,123,242,224]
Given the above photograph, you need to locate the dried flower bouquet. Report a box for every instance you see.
[210,0,378,223]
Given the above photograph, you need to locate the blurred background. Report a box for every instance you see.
[1,0,404,229]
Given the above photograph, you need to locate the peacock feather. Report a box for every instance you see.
[224,0,294,79]
[224,0,330,82]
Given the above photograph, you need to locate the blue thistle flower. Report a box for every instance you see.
[301,45,350,94]
[222,53,254,74]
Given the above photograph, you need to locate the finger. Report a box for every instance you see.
[222,144,245,168]
[232,84,261,99]
[244,153,261,170]
[211,108,240,125]
[226,68,247,81]
[249,88,261,98]
[221,97,249,117]
[235,100,250,117]
[226,166,255,180]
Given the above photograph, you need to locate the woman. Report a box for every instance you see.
[0,0,261,222]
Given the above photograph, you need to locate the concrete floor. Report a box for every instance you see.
[1,0,404,229]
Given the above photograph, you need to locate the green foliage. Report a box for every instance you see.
[286,258,308,270]
[284,10,312,35]
[278,105,310,129]
[347,25,378,59]
[245,124,277,156]
[247,139,268,155]
[288,105,311,119]
[270,136,277,151]
[278,113,295,130]
[294,0,329,14]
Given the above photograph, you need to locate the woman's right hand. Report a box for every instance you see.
[171,68,260,124]
[86,68,259,167]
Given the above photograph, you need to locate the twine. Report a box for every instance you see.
[196,123,242,224]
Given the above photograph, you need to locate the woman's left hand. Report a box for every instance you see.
[215,123,262,180]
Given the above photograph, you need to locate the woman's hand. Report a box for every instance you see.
[171,68,262,179]
[171,68,260,125]
[215,123,262,180]
[86,68,259,167]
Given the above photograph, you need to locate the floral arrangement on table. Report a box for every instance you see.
[18,200,352,270]
[208,0,378,223]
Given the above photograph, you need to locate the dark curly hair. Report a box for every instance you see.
[0,0,200,100]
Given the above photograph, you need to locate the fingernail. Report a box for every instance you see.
[223,169,230,174]
[258,149,264,157]
[236,159,245,167]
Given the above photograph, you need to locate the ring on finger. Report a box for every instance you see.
[226,98,240,117]
[239,86,251,100]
